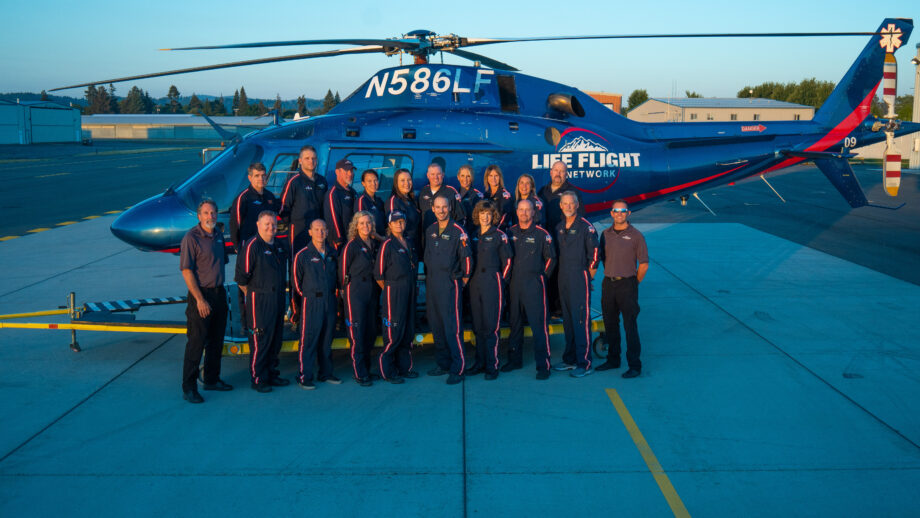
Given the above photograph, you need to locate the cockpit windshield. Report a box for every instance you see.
[175,141,264,213]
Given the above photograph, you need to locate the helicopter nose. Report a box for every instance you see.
[111,192,196,251]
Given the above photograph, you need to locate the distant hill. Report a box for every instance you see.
[0,92,322,112]
[0,92,86,107]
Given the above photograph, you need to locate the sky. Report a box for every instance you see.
[1,0,918,101]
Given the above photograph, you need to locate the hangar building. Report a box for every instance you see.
[81,114,272,140]
[0,100,82,144]
[627,98,814,123]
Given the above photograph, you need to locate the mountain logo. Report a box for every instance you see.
[558,136,608,153]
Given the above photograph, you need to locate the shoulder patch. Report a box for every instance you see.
[502,190,511,199]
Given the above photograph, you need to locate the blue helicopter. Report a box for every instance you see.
[52,18,918,252]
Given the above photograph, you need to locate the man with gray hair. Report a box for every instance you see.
[179,199,232,403]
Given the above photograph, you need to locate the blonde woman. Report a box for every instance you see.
[339,211,381,386]
[483,164,513,229]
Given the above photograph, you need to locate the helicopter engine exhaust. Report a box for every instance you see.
[547,93,585,117]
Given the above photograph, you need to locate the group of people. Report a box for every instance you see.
[178,145,649,404]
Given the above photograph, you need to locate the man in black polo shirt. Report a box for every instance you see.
[179,199,232,404]
[597,200,649,378]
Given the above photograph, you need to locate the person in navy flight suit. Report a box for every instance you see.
[387,168,421,258]
[325,158,357,250]
[179,199,231,404]
[235,211,291,392]
[551,192,600,378]
[512,173,544,227]
[597,200,649,379]
[539,160,584,316]
[340,211,381,386]
[467,200,512,380]
[229,162,280,333]
[281,145,327,256]
[457,164,483,233]
[355,169,387,236]
[417,163,466,235]
[375,210,419,383]
[503,198,556,379]
[482,164,513,229]
[292,219,343,390]
[424,195,472,385]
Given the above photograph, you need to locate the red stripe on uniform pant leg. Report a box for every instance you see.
[250,292,259,384]
[494,273,502,372]
[539,276,550,370]
[379,286,394,380]
[346,285,360,379]
[454,280,464,374]
[583,271,591,369]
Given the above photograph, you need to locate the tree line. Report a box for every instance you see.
[80,84,341,117]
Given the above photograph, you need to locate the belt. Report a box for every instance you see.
[605,275,636,281]
[198,285,225,292]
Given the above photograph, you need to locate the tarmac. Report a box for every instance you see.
[1,156,919,516]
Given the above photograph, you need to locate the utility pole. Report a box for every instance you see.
[910,43,920,169]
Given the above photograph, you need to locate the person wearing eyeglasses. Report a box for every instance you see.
[597,200,648,378]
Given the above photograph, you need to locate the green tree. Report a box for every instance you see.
[321,89,335,113]
[119,86,147,113]
[256,100,268,115]
[272,94,282,114]
[107,84,119,113]
[238,87,249,115]
[167,85,183,113]
[232,90,240,114]
[84,85,98,114]
[334,91,341,105]
[685,90,702,98]
[625,89,649,114]
[896,95,913,121]
[737,78,835,109]
[186,94,204,114]
[296,95,307,116]
[40,90,49,101]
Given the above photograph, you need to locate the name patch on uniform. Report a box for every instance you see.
[526,237,536,243]
[398,248,406,254]
[568,229,577,234]
[484,236,493,242]
[311,257,320,262]
[622,236,632,240]
[441,234,451,240]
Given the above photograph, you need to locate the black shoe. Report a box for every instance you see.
[622,368,641,379]
[428,367,449,376]
[268,377,290,387]
[250,382,272,393]
[446,373,464,385]
[298,380,316,390]
[401,371,419,379]
[318,375,343,385]
[500,362,522,373]
[387,376,405,384]
[356,377,373,387]
[536,370,550,380]
[183,389,204,403]
[201,379,233,391]
[484,372,498,381]
[595,361,621,371]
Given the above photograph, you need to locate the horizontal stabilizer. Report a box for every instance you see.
[201,114,240,142]
[814,158,867,208]
[781,150,857,160]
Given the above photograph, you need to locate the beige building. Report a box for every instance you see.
[627,98,814,123]
[82,114,272,140]
[584,91,622,113]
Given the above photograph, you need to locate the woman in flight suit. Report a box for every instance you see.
[375,210,419,383]
[340,211,381,386]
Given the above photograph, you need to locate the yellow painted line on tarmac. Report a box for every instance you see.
[27,228,51,233]
[0,236,18,242]
[116,164,140,169]
[35,172,70,178]
[83,215,100,220]
[606,388,691,518]
[57,221,79,226]
[104,210,122,214]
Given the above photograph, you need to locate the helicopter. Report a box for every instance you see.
[51,18,919,252]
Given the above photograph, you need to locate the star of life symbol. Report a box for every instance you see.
[879,24,903,53]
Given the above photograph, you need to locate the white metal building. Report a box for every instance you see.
[81,114,272,140]
[0,100,82,144]
[627,98,814,123]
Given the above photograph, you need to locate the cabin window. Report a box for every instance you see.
[794,114,801,121]
[706,113,713,121]
[175,142,264,213]
[343,153,413,201]
[689,113,698,120]
[265,153,301,196]
[730,113,738,121]
[753,114,761,121]
[497,74,520,113]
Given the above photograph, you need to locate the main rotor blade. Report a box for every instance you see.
[50,46,385,91]
[461,31,882,47]
[445,49,518,71]
[163,38,418,51]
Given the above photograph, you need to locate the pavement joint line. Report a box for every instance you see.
[5,466,920,477]
[0,334,178,466]
[606,388,691,518]
[35,172,70,178]
[651,258,920,452]
[0,247,132,300]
